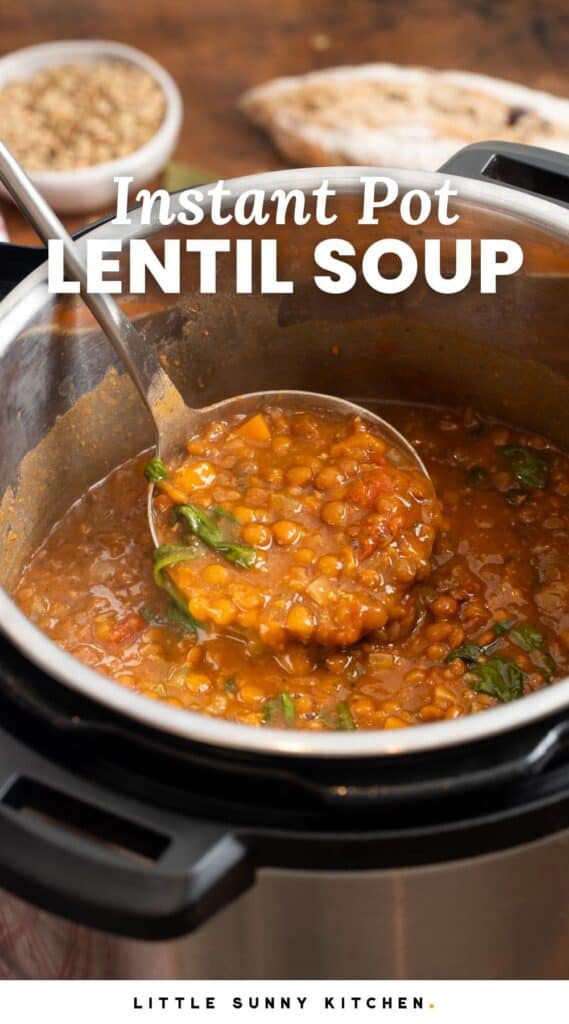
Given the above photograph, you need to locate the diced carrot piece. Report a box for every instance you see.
[173,460,216,491]
[331,432,386,457]
[236,414,272,442]
[158,480,190,504]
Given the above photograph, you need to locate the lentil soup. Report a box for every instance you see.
[15,404,569,731]
[148,407,439,648]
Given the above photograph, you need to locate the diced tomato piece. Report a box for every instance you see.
[357,513,392,560]
[108,613,146,644]
[347,470,394,508]
[370,451,387,467]
[154,493,173,515]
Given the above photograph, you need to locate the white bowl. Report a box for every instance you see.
[0,39,183,214]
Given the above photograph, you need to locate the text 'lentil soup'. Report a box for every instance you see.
[15,404,569,732]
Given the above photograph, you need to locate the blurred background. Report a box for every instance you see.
[2,0,569,244]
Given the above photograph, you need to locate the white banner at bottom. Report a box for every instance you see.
[0,981,567,1022]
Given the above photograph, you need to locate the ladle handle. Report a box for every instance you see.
[0,141,174,437]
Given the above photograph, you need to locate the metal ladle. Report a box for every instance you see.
[0,141,431,549]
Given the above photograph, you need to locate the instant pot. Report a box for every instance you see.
[0,142,569,979]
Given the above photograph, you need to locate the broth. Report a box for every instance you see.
[15,403,569,731]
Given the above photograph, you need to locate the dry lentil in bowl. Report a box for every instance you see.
[15,403,569,731]
[0,60,166,171]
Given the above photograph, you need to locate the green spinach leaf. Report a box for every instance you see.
[492,619,515,636]
[175,503,257,568]
[468,657,525,702]
[466,466,490,489]
[262,692,295,727]
[500,446,549,490]
[152,545,202,634]
[509,623,545,652]
[336,700,356,730]
[445,639,498,664]
[144,456,169,483]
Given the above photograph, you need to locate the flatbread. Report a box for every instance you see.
[240,63,569,170]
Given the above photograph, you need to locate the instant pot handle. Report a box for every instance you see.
[0,243,46,302]
[0,212,116,302]
[0,726,254,939]
[439,140,569,209]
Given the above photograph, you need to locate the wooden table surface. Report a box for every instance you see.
[2,0,569,246]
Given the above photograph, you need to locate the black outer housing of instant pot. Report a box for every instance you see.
[0,141,569,940]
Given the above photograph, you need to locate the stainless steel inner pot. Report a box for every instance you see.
[2,162,569,758]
